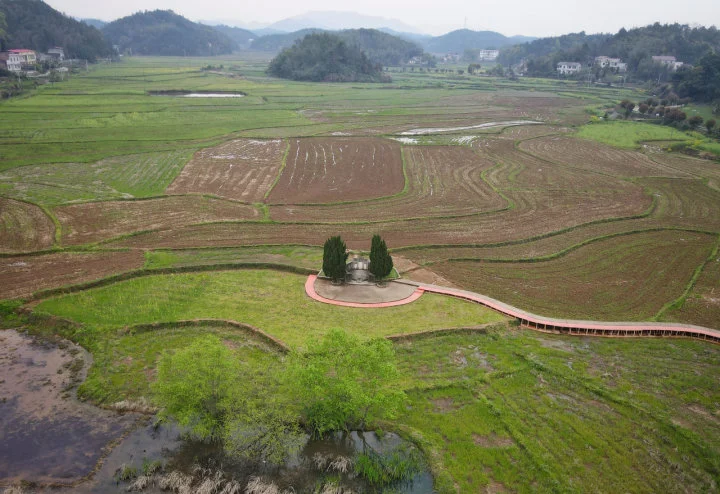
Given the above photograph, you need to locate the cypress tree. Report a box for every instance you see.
[322,236,348,283]
[369,234,393,280]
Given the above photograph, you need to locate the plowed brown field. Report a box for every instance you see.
[430,230,716,321]
[166,139,286,202]
[0,198,55,253]
[270,145,506,222]
[56,196,258,246]
[644,149,720,191]
[0,251,145,299]
[267,138,404,204]
[519,136,692,177]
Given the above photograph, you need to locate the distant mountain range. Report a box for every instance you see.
[422,29,537,53]
[262,11,425,35]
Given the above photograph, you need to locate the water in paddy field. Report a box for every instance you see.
[63,426,434,493]
[0,329,140,487]
[182,93,245,98]
[147,90,245,98]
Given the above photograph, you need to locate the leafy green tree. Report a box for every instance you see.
[369,234,393,280]
[223,397,305,465]
[706,118,716,134]
[322,236,348,283]
[153,335,306,464]
[0,10,7,47]
[287,329,406,437]
[688,115,704,128]
[153,335,240,440]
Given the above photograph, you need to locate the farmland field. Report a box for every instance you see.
[55,195,259,246]
[0,197,56,252]
[166,138,286,202]
[2,55,720,493]
[267,137,404,203]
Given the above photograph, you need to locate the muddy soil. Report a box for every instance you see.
[55,196,257,246]
[166,139,286,202]
[0,251,145,299]
[0,330,139,486]
[268,137,404,204]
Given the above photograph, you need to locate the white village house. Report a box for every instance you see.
[594,56,627,72]
[556,61,583,75]
[477,50,499,61]
[652,55,684,71]
[4,49,37,72]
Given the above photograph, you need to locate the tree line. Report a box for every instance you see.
[267,32,391,83]
[499,23,720,81]
[0,0,111,60]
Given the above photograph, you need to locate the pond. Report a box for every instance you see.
[63,424,434,493]
[0,330,140,487]
[147,90,246,98]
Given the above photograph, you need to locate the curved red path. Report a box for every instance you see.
[305,275,720,344]
[305,275,424,308]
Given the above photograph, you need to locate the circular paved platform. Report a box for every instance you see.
[305,275,424,308]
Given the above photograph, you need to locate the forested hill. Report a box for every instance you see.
[422,29,535,53]
[0,0,111,60]
[500,23,720,73]
[210,25,256,49]
[102,10,235,56]
[249,28,320,52]
[253,28,422,66]
[340,28,422,66]
[267,32,388,82]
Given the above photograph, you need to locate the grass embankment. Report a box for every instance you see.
[577,120,720,156]
[143,245,323,270]
[34,270,506,350]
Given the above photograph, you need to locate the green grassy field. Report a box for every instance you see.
[34,270,507,348]
[143,245,324,270]
[576,120,693,148]
[577,120,720,157]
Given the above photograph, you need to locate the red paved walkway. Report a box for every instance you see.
[305,275,720,344]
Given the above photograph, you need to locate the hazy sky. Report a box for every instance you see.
[46,0,719,37]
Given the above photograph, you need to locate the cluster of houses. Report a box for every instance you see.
[0,47,66,74]
[556,55,684,75]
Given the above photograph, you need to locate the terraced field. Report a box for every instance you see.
[166,139,286,202]
[267,137,404,203]
[270,145,507,221]
[519,135,692,177]
[428,230,716,321]
[0,251,145,299]
[56,196,258,245]
[0,150,193,205]
[0,198,56,253]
